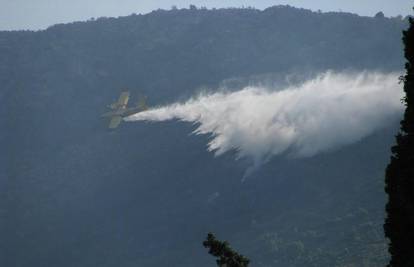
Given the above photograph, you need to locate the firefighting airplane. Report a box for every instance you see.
[102,91,147,129]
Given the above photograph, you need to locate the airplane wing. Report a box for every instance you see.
[117,91,130,108]
[108,116,122,129]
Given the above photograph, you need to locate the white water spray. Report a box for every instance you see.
[126,71,403,166]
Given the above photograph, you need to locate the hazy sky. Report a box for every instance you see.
[1,0,413,31]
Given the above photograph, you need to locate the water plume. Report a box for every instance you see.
[126,71,403,166]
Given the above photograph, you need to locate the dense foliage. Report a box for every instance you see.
[0,5,407,267]
[384,16,414,267]
[203,233,250,267]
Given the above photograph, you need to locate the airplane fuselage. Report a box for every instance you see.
[102,107,146,118]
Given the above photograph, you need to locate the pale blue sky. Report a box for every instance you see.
[1,0,413,31]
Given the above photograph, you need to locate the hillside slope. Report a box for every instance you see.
[1,6,406,267]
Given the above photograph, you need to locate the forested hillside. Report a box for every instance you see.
[1,5,407,267]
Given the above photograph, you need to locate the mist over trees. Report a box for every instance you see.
[0,5,408,267]
[384,15,414,267]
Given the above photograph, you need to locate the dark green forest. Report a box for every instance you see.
[0,5,408,267]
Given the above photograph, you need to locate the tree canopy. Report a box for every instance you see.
[384,14,414,267]
[203,233,250,267]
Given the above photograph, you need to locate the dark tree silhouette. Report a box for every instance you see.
[203,233,250,267]
[374,11,385,19]
[384,15,414,267]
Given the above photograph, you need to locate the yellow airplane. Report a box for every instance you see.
[102,91,148,129]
